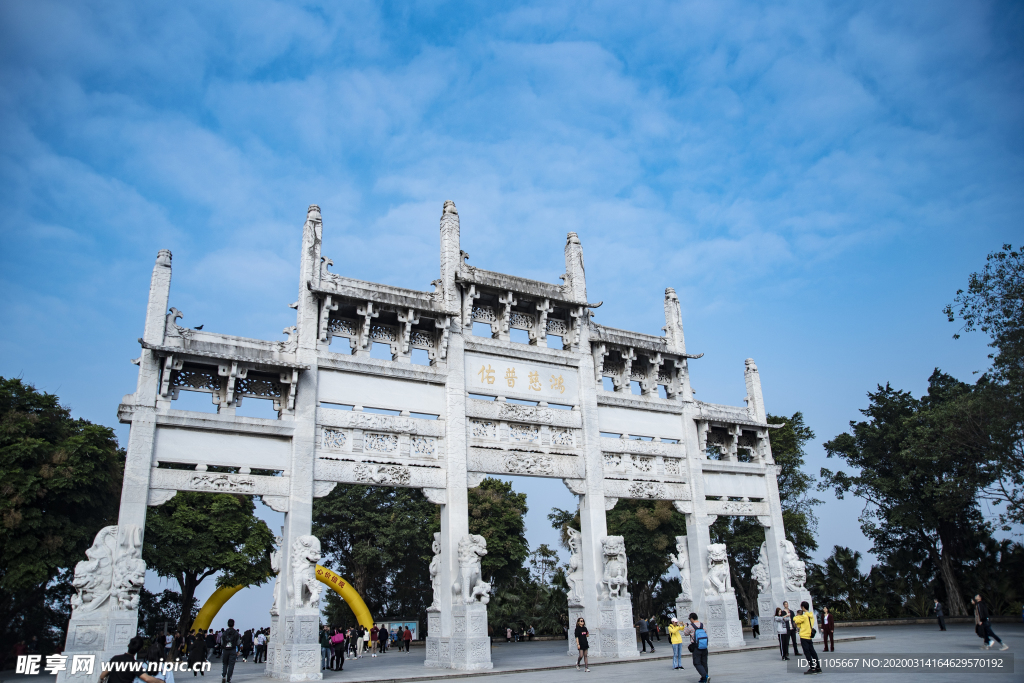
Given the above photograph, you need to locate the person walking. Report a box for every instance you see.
[933,599,946,631]
[240,629,253,663]
[254,629,267,664]
[974,594,1009,650]
[773,608,790,661]
[820,607,835,652]
[637,616,655,653]
[205,630,217,662]
[220,619,240,683]
[794,602,821,675]
[403,627,413,652]
[355,627,364,658]
[682,613,709,683]
[751,614,760,639]
[650,617,661,642]
[573,617,591,672]
[667,616,685,670]
[782,601,800,657]
[187,629,208,676]
[506,627,512,643]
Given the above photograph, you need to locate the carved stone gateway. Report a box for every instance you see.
[61,200,803,676]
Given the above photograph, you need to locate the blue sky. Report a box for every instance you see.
[2,1,1022,628]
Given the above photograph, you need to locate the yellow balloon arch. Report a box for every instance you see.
[191,566,374,632]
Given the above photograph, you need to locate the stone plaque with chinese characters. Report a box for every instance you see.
[464,353,579,404]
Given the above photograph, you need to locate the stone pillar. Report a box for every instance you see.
[425,264,491,669]
[566,232,637,660]
[59,250,171,683]
[265,206,323,680]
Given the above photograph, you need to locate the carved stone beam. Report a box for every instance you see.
[497,291,517,339]
[422,487,447,505]
[279,369,299,412]
[533,299,552,346]
[615,347,636,392]
[604,497,619,511]
[397,308,420,355]
[672,500,693,515]
[217,361,248,406]
[318,294,339,343]
[467,471,486,488]
[461,284,480,330]
[592,343,607,385]
[159,354,183,397]
[757,515,772,527]
[434,316,452,361]
[355,301,379,351]
[644,352,663,395]
[568,306,584,350]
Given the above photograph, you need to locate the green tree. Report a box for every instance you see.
[137,588,199,637]
[468,478,530,588]
[820,372,996,616]
[314,485,437,628]
[0,377,124,649]
[143,491,274,633]
[945,244,1024,526]
[711,412,820,618]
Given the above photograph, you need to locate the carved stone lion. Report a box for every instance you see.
[289,535,323,609]
[452,534,490,605]
[599,536,628,600]
[72,526,146,613]
[703,543,732,597]
[751,542,771,594]
[780,539,807,592]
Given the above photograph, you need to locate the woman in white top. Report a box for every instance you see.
[773,607,790,661]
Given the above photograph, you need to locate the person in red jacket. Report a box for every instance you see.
[821,606,835,652]
[402,627,413,652]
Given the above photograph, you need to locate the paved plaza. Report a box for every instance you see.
[9,623,1017,683]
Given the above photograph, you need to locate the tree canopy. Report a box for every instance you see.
[143,490,275,633]
[0,377,123,649]
[945,243,1024,526]
[819,371,996,616]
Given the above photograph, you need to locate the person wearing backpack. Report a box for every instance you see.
[220,619,240,683]
[683,613,709,683]
[793,602,821,675]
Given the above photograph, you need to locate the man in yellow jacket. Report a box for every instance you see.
[793,601,822,675]
[667,617,685,670]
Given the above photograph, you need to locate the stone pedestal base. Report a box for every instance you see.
[265,608,321,681]
[426,603,491,670]
[704,594,744,648]
[595,599,638,659]
[674,597,694,622]
[757,592,775,620]
[566,605,585,655]
[57,609,139,683]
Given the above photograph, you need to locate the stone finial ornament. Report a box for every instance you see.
[452,534,490,604]
[703,543,732,596]
[428,532,442,610]
[566,528,585,606]
[442,200,458,216]
[669,536,691,600]
[289,535,323,609]
[599,535,628,600]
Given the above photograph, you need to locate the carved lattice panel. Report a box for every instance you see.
[509,311,535,329]
[171,369,220,391]
[546,319,568,336]
[508,423,539,443]
[236,377,282,398]
[411,436,436,458]
[550,428,574,447]
[472,306,496,322]
[363,432,398,453]
[369,325,398,343]
[470,420,497,439]
[322,428,347,450]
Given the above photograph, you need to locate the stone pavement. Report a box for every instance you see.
[2,623,1019,683]
[223,622,1020,683]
